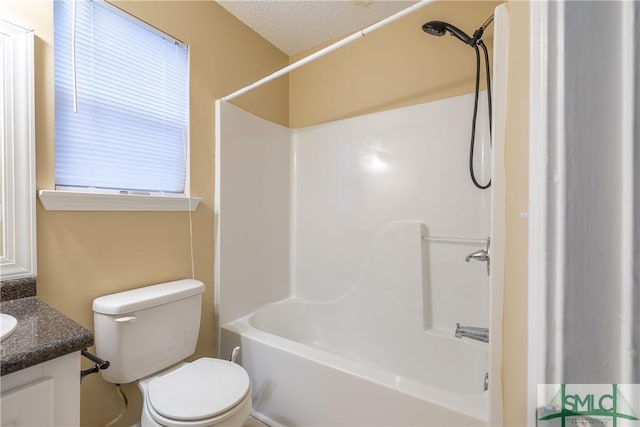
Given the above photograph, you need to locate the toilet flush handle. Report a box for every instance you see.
[115,315,136,323]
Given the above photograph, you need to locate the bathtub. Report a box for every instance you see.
[221,298,489,426]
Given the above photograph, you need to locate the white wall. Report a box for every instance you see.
[217,92,492,332]
[292,93,491,330]
[215,100,291,326]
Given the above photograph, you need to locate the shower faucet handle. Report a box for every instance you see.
[464,237,490,276]
[465,249,488,262]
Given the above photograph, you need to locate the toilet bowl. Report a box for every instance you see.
[92,280,253,427]
[138,359,252,427]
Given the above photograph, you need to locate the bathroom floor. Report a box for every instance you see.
[244,416,269,427]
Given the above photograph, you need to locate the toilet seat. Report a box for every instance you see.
[143,389,252,427]
[144,390,252,427]
[143,358,251,426]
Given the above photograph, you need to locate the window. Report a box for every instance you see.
[54,0,189,194]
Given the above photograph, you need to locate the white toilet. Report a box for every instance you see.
[92,279,251,427]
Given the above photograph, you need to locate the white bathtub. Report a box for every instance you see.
[221,298,489,426]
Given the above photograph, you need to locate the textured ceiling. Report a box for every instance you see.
[217,0,418,56]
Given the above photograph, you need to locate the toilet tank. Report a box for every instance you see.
[92,279,205,384]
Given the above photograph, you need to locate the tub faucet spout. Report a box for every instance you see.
[455,323,489,343]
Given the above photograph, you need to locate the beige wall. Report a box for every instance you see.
[0,1,288,426]
[289,1,501,128]
[503,1,529,425]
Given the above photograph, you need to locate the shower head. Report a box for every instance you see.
[421,21,472,45]
[421,21,447,36]
[422,14,494,47]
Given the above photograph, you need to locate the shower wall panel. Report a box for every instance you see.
[292,93,491,330]
[215,101,291,325]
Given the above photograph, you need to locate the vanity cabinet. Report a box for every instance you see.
[1,352,81,426]
[1,293,92,427]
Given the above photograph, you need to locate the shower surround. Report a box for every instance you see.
[215,90,493,425]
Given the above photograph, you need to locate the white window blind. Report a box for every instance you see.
[54,0,189,194]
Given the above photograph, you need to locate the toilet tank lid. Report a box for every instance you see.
[93,279,205,315]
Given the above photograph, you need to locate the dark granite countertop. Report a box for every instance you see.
[1,297,94,376]
[1,276,37,301]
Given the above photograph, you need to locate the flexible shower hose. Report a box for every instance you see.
[469,40,492,190]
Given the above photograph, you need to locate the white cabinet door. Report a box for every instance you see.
[1,378,54,426]
[1,352,80,426]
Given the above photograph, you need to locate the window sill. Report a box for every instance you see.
[38,190,201,212]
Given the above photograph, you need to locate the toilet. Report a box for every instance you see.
[92,279,251,427]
